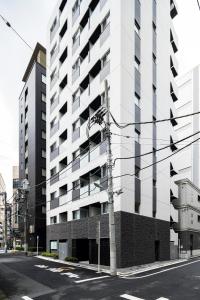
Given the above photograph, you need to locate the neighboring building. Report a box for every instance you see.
[19,43,47,250]
[46,0,179,266]
[0,173,6,248]
[11,166,21,247]
[174,65,200,188]
[174,179,200,258]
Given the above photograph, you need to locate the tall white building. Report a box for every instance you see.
[46,0,179,267]
[175,65,200,188]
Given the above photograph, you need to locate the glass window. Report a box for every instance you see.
[73,210,80,220]
[50,216,57,224]
[135,130,140,143]
[101,202,108,214]
[42,112,46,121]
[42,169,46,177]
[42,187,46,195]
[42,93,46,103]
[42,150,46,158]
[42,131,46,139]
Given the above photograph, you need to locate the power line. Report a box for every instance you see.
[113,130,200,165]
[0,14,33,50]
[110,110,200,128]
[113,137,199,180]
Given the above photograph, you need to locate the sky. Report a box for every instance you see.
[0,0,200,198]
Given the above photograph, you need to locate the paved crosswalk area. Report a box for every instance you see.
[120,295,169,300]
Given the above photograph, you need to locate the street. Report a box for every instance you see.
[0,254,200,300]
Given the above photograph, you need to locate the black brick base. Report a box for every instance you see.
[47,211,170,268]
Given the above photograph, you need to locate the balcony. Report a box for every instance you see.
[170,0,178,19]
[50,21,59,43]
[50,197,59,210]
[72,189,80,201]
[59,192,70,206]
[72,37,80,55]
[72,67,80,84]
[100,61,110,82]
[59,141,68,155]
[72,97,80,113]
[72,6,80,26]
[50,173,59,186]
[50,46,59,66]
[50,72,59,90]
[50,122,59,137]
[50,96,59,114]
[72,158,80,172]
[89,3,100,32]
[50,147,59,161]
[80,152,89,168]
[100,0,107,10]
[100,23,110,47]
[80,55,89,77]
[72,127,80,142]
[80,184,89,197]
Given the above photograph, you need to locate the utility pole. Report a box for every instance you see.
[104,79,117,276]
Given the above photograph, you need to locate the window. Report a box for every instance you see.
[42,74,46,84]
[42,93,46,103]
[50,142,57,152]
[50,216,57,224]
[73,179,80,190]
[50,192,56,201]
[135,57,140,71]
[60,19,68,38]
[135,166,140,178]
[50,43,57,59]
[73,210,80,220]
[72,119,80,132]
[50,93,57,106]
[42,169,46,177]
[134,19,140,35]
[59,0,67,13]
[72,28,80,45]
[101,50,110,68]
[59,184,68,196]
[42,112,46,121]
[72,0,80,16]
[73,149,80,161]
[25,88,28,102]
[50,167,57,177]
[101,202,108,214]
[72,58,80,74]
[198,215,200,223]
[50,117,57,129]
[50,68,57,83]
[21,114,23,123]
[42,150,46,158]
[42,187,46,195]
[59,74,68,90]
[59,101,67,117]
[59,46,68,64]
[73,88,80,103]
[135,92,140,107]
[135,130,140,143]
[59,129,68,144]
[198,195,200,202]
[101,12,110,32]
[50,18,57,34]
[42,131,46,139]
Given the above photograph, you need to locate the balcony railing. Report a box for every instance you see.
[72,158,80,172]
[100,61,110,82]
[50,122,59,137]
[50,72,59,90]
[100,23,110,47]
[50,173,59,186]
[72,127,80,142]
[50,96,59,114]
[72,67,80,84]
[72,97,80,113]
[72,37,80,55]
[50,46,59,66]
[50,197,59,210]
[72,6,80,26]
[50,147,59,161]
[72,189,80,201]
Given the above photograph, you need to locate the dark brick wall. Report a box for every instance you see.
[179,231,200,251]
[47,212,170,267]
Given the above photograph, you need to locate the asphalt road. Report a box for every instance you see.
[0,253,200,300]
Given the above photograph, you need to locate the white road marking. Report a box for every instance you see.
[156,298,169,300]
[122,259,200,279]
[22,297,34,300]
[75,275,109,283]
[120,294,144,300]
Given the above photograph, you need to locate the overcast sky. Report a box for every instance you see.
[0,0,199,198]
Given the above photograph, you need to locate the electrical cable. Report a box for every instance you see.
[110,110,200,128]
[113,137,200,180]
[113,130,200,165]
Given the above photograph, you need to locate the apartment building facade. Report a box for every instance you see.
[174,179,200,258]
[174,65,200,188]
[0,173,6,248]
[19,43,47,250]
[11,166,21,247]
[46,0,179,266]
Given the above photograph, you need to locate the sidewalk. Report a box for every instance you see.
[37,255,187,276]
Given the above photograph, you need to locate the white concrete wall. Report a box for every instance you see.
[46,0,178,231]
